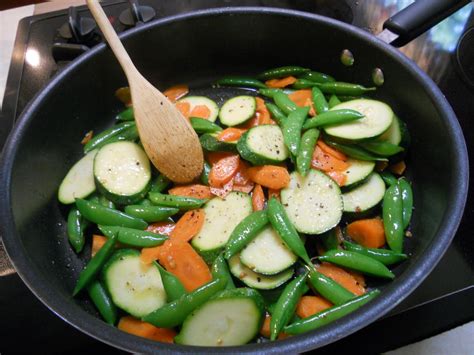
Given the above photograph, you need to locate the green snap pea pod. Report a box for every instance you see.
[300,71,335,83]
[73,233,118,295]
[116,107,134,121]
[142,277,226,327]
[149,192,207,210]
[258,66,310,80]
[84,121,136,153]
[319,250,395,279]
[320,227,342,251]
[314,82,376,96]
[137,198,153,206]
[337,95,365,102]
[380,171,397,186]
[398,178,413,229]
[156,263,187,302]
[124,205,179,222]
[217,76,266,89]
[343,241,407,266]
[267,198,311,265]
[200,161,211,185]
[284,289,380,334]
[149,174,171,193]
[383,183,404,253]
[303,109,364,130]
[99,195,116,209]
[190,117,223,134]
[258,88,282,98]
[211,254,235,289]
[67,208,88,253]
[273,91,298,115]
[87,193,100,203]
[76,199,147,229]
[311,86,329,114]
[328,95,341,108]
[86,280,118,325]
[307,269,356,305]
[266,102,287,125]
[296,128,320,176]
[292,79,319,89]
[270,271,309,340]
[359,141,404,156]
[282,107,310,156]
[323,139,387,162]
[224,210,269,259]
[98,225,167,247]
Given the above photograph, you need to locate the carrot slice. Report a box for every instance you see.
[311,146,349,172]
[252,184,265,211]
[316,262,366,296]
[265,76,297,88]
[296,296,333,319]
[170,209,205,242]
[233,161,254,193]
[318,140,348,161]
[389,160,406,175]
[326,171,347,187]
[175,101,191,119]
[288,89,312,107]
[247,165,290,190]
[210,179,234,198]
[268,188,281,201]
[217,128,246,142]
[146,221,176,236]
[189,104,211,119]
[376,161,389,172]
[168,184,212,199]
[238,114,260,129]
[115,87,132,106]
[256,97,275,125]
[208,154,240,188]
[140,246,162,265]
[92,235,108,257]
[157,239,212,291]
[260,314,289,339]
[163,84,189,103]
[118,316,176,343]
[346,218,386,248]
[304,97,316,117]
[206,151,234,166]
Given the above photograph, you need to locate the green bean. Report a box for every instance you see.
[311,87,329,114]
[200,161,211,185]
[67,208,88,253]
[320,227,342,251]
[258,66,310,80]
[315,82,376,96]
[380,171,397,186]
[398,178,413,229]
[296,128,319,176]
[116,107,134,121]
[299,71,335,83]
[284,289,380,334]
[98,225,167,248]
[124,205,179,222]
[217,76,266,89]
[307,269,355,305]
[383,183,404,253]
[323,139,387,161]
[328,95,341,108]
[149,174,170,193]
[273,91,298,115]
[99,195,116,209]
[303,109,364,130]
[343,241,407,266]
[149,192,207,210]
[319,250,394,279]
[156,263,187,302]
[84,121,136,153]
[258,88,281,99]
[282,107,310,156]
[359,141,404,156]
[211,254,235,290]
[190,117,223,134]
[86,280,118,325]
[266,102,287,125]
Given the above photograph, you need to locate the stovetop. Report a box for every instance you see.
[1,0,474,353]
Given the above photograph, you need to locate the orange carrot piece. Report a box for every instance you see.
[304,97,316,116]
[118,316,176,343]
[268,188,281,201]
[175,101,191,119]
[206,151,234,166]
[296,296,333,319]
[346,218,386,248]
[389,160,406,175]
[210,179,234,198]
[317,140,348,161]
[217,128,246,142]
[260,314,289,339]
[208,154,240,188]
[316,262,366,296]
[189,105,211,119]
[163,84,189,103]
[376,161,389,172]
[288,89,312,107]
[146,221,176,236]
[232,161,255,193]
[170,209,205,242]
[326,171,347,187]
[115,87,132,106]
[265,76,297,88]
[238,114,260,129]
[256,97,275,125]
[252,184,265,211]
[311,146,349,172]
[92,235,108,257]
[247,165,290,190]
[168,184,212,199]
[81,130,94,145]
[140,246,163,265]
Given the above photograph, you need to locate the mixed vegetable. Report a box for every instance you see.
[59,65,413,346]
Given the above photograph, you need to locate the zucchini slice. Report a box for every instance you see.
[237,125,289,165]
[94,141,151,205]
[175,288,265,346]
[378,115,410,148]
[342,173,386,212]
[200,133,238,152]
[229,255,294,290]
[325,99,394,140]
[58,149,98,204]
[281,170,343,234]
[343,159,375,187]
[178,96,219,122]
[240,226,297,275]
[219,96,256,126]
[102,249,166,318]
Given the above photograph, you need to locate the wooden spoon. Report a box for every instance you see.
[87,0,203,183]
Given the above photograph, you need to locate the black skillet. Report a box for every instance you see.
[0,1,470,353]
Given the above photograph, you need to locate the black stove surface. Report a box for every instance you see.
[1,0,474,353]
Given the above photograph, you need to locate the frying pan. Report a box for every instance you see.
[0,1,469,353]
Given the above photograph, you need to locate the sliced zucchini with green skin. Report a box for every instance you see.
[343,159,375,187]
[175,288,265,346]
[94,142,151,205]
[219,96,256,126]
[229,255,294,290]
[58,150,98,204]
[325,99,394,140]
[102,249,166,318]
[237,125,289,165]
[342,173,386,212]
[281,170,343,234]
[200,133,237,153]
[178,96,219,122]
[192,192,252,258]
[240,226,297,275]
[379,115,410,149]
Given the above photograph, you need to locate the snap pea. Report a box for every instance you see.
[299,71,335,83]
[224,210,269,259]
[270,271,309,340]
[67,208,88,253]
[258,88,281,99]
[115,107,134,121]
[303,109,364,130]
[142,277,226,327]
[98,225,167,248]
[149,174,171,193]
[383,183,404,253]
[323,139,387,161]
[73,233,118,295]
[211,254,235,289]
[84,121,136,153]
[359,141,404,156]
[398,178,413,229]
[273,91,298,115]
[282,107,310,156]
[284,289,380,334]
[296,128,320,177]
[75,199,147,229]
[380,171,397,186]
[149,192,207,210]
[315,82,376,96]
[137,198,153,206]
[124,205,179,222]
[265,102,287,125]
[307,268,355,305]
[156,263,187,302]
[200,160,211,185]
[87,280,118,325]
[320,227,342,251]
[217,76,266,89]
[267,198,311,265]
[190,117,223,134]
[258,66,310,80]
[99,195,116,209]
[343,241,407,266]
[338,95,365,102]
[319,250,395,279]
[292,79,319,89]
[328,95,341,108]
[311,86,329,114]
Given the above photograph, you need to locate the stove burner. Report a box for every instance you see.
[58,7,96,43]
[456,26,474,88]
[119,0,156,27]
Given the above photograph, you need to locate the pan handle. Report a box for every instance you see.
[383,0,471,47]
